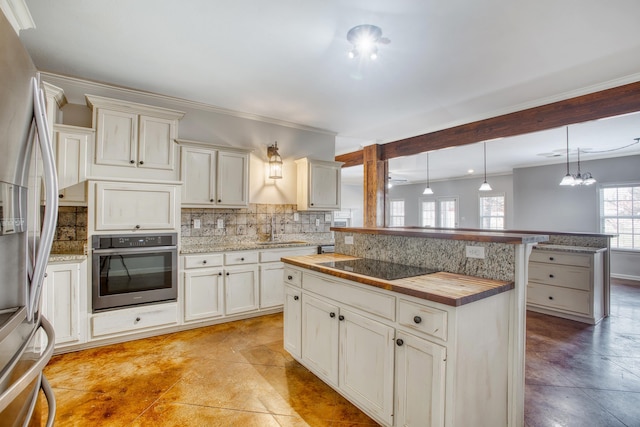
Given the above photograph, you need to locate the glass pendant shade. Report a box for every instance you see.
[268,142,283,179]
[479,142,491,191]
[423,152,434,195]
[479,181,492,191]
[560,173,576,186]
[422,186,433,195]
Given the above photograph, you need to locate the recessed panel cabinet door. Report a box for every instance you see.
[224,265,259,315]
[395,331,446,427]
[217,150,249,207]
[259,262,285,309]
[184,268,224,322]
[309,162,340,209]
[339,308,395,426]
[41,263,81,345]
[301,294,339,387]
[95,109,138,167]
[181,147,216,205]
[283,285,302,359]
[138,115,176,170]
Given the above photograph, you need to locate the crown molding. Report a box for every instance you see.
[0,0,34,34]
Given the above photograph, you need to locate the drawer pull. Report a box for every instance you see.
[329,312,336,318]
[210,199,214,202]
[287,275,293,280]
[135,317,141,322]
[226,272,230,276]
[218,272,222,276]
[549,274,554,278]
[293,295,299,301]
[240,257,245,261]
[202,260,207,264]
[413,316,422,324]
[139,161,144,165]
[548,296,554,300]
[396,339,404,346]
[549,257,555,261]
[338,315,345,321]
[130,160,135,164]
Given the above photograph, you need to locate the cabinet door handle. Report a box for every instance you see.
[240,257,245,261]
[287,275,293,280]
[135,225,141,229]
[413,316,422,324]
[135,317,141,322]
[548,296,554,300]
[396,339,404,346]
[338,315,345,321]
[226,272,230,276]
[329,312,336,318]
[293,295,299,301]
[130,160,135,164]
[218,272,222,276]
[549,274,554,278]
[139,161,144,165]
[218,199,222,203]
[549,257,555,261]
[310,203,314,206]
[210,199,214,202]
[202,260,207,264]
[58,194,64,198]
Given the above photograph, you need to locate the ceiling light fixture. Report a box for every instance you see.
[267,142,283,179]
[479,142,492,191]
[347,24,390,60]
[423,152,433,195]
[559,127,576,186]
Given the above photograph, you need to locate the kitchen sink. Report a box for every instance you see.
[255,241,307,245]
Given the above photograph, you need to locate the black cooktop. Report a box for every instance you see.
[318,259,438,281]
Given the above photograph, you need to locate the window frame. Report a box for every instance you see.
[437,196,459,228]
[389,198,406,227]
[419,197,436,227]
[479,192,506,230]
[599,182,640,251]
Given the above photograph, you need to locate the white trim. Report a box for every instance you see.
[479,192,506,230]
[0,0,34,33]
[39,72,338,136]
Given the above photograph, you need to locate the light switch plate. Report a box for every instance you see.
[193,219,201,229]
[465,245,485,259]
[325,213,332,222]
[294,212,300,221]
[217,219,224,229]
[345,236,354,245]
[315,218,320,226]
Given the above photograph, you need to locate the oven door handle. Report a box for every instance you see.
[92,245,177,255]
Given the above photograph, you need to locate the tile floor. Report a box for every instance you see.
[40,280,639,426]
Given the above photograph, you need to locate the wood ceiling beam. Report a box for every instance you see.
[335,80,640,166]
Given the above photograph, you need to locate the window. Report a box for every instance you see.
[389,199,405,226]
[420,200,436,227]
[479,194,505,230]
[600,184,640,250]
[438,197,458,228]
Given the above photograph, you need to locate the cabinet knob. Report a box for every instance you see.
[218,199,222,203]
[549,257,555,261]
[135,225,141,229]
[548,296,554,300]
[413,316,422,324]
[396,339,404,347]
[58,194,64,198]
[338,315,345,321]
[549,274,554,278]
[202,260,207,264]
[218,272,222,276]
[293,295,299,301]
[210,199,214,202]
[240,257,245,261]
[310,203,314,206]
[226,272,230,276]
[135,317,141,322]
[329,312,336,318]
[130,160,135,164]
[287,275,293,280]
[139,161,144,165]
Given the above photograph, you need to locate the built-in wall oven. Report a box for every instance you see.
[91,233,177,312]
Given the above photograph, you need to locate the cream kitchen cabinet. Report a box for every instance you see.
[259,247,316,309]
[179,140,250,208]
[54,125,92,189]
[41,260,87,349]
[92,181,178,232]
[283,284,302,358]
[527,248,605,324]
[224,264,259,315]
[86,95,184,181]
[183,267,225,322]
[295,157,343,211]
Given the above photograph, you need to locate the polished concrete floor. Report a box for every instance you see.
[41,279,639,426]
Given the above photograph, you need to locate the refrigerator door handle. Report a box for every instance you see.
[27,76,58,322]
[40,374,56,427]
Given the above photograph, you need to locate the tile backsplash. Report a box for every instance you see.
[52,206,87,254]
[181,204,333,243]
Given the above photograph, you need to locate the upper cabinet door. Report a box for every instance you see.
[138,115,176,170]
[95,109,138,168]
[296,158,343,211]
[181,146,216,205]
[217,150,249,207]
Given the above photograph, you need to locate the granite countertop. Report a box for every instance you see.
[180,240,328,254]
[533,244,607,254]
[49,253,87,262]
[281,253,514,307]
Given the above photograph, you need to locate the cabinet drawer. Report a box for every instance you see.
[398,299,448,342]
[303,272,395,321]
[529,263,590,290]
[530,250,591,268]
[527,283,591,315]
[284,267,302,287]
[91,303,178,337]
[224,251,258,265]
[183,254,224,269]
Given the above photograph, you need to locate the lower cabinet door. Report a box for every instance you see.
[395,331,446,427]
[283,285,302,359]
[259,262,285,309]
[42,262,82,346]
[224,265,259,315]
[183,268,224,321]
[339,308,395,426]
[301,294,339,386]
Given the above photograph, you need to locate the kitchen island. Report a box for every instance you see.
[282,227,548,427]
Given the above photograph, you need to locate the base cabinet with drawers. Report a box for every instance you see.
[527,248,605,324]
[283,265,512,427]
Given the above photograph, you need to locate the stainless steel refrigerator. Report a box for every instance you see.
[0,9,59,427]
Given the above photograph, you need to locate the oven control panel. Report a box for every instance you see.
[92,233,177,249]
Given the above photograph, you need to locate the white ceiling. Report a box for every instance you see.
[18,0,640,180]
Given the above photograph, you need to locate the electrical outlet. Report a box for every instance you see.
[293,212,299,221]
[465,245,485,259]
[193,219,201,229]
[325,213,332,222]
[315,218,320,226]
[217,219,224,229]
[345,235,354,245]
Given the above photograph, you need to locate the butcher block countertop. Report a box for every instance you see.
[281,253,514,307]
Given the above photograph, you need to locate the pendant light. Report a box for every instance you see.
[479,142,492,191]
[559,127,576,186]
[267,142,283,179]
[422,152,434,195]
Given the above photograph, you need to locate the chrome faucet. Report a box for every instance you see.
[270,215,276,241]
